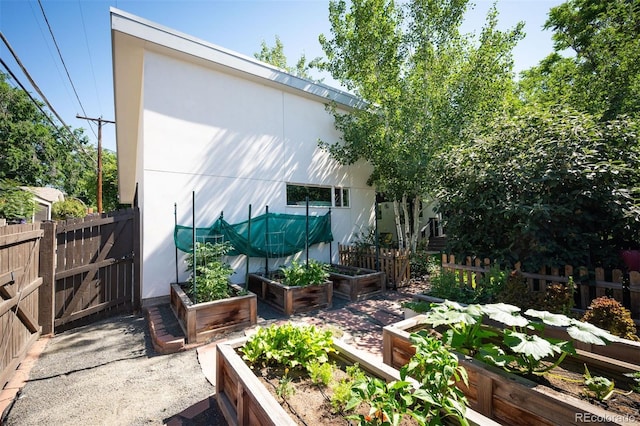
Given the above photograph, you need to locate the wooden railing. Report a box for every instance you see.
[338,244,411,288]
[440,254,640,320]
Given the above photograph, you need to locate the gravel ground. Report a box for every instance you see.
[3,313,215,426]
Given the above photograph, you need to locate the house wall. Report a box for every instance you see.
[139,51,374,300]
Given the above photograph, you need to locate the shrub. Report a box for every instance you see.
[410,251,438,278]
[495,270,543,310]
[581,297,639,341]
[540,278,575,316]
[52,199,86,220]
[0,180,36,222]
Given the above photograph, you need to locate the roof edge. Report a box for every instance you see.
[109,7,364,110]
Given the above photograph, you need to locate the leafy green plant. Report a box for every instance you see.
[581,296,639,341]
[400,300,432,315]
[540,278,575,316]
[330,364,366,413]
[276,370,295,400]
[280,259,329,286]
[0,180,36,222]
[346,332,470,426]
[624,371,640,393]
[402,332,469,425]
[421,301,619,377]
[346,376,414,426]
[583,364,615,401]
[185,241,234,303]
[52,198,86,220]
[241,323,334,374]
[308,360,333,386]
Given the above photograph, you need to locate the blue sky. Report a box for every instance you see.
[1,0,563,152]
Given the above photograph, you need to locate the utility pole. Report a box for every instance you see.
[76,115,115,213]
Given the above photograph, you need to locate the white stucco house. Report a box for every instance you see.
[110,9,376,304]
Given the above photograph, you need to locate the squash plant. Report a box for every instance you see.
[420,301,619,376]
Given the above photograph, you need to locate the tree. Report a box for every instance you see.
[519,0,640,119]
[76,148,122,212]
[435,107,640,270]
[0,73,93,193]
[318,0,523,250]
[254,35,320,80]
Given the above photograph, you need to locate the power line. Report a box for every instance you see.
[37,0,98,139]
[78,0,102,116]
[0,31,92,160]
[0,57,94,169]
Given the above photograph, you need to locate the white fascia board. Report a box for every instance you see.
[109,7,364,110]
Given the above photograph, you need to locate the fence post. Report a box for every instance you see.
[38,221,56,335]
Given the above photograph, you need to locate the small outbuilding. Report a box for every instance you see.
[110,9,375,304]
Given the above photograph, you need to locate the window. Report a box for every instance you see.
[334,187,350,208]
[286,184,350,208]
[286,184,332,206]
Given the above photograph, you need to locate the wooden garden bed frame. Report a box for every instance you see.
[383,315,640,425]
[215,335,500,426]
[170,283,257,344]
[247,273,332,315]
[329,264,386,302]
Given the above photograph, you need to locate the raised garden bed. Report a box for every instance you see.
[170,283,257,344]
[383,315,640,425]
[215,334,499,426]
[413,293,640,365]
[247,273,332,315]
[328,264,386,301]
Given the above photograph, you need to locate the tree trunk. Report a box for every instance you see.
[410,195,421,252]
[393,200,404,249]
[402,194,410,250]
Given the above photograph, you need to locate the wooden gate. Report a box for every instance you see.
[51,208,140,331]
[0,223,43,390]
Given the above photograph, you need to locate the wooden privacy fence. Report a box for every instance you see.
[0,209,140,390]
[339,244,410,288]
[440,254,640,320]
[49,209,140,331]
[0,223,43,391]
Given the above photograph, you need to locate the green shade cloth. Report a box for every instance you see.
[174,211,333,257]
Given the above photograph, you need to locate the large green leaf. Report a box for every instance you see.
[503,330,560,360]
[566,320,619,345]
[524,309,572,327]
[482,303,529,327]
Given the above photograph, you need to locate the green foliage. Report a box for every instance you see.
[624,371,640,393]
[436,109,640,270]
[254,35,321,81]
[540,278,576,316]
[581,296,639,341]
[494,271,543,311]
[536,0,640,119]
[346,332,469,426]
[400,300,432,315]
[0,179,36,221]
[421,301,619,377]
[185,241,234,303]
[276,371,295,400]
[0,73,92,194]
[318,0,523,251]
[241,323,334,374]
[76,149,122,212]
[307,360,334,386]
[410,251,438,279]
[280,259,329,286]
[52,199,86,220]
[403,332,469,425]
[331,364,366,414]
[583,364,615,401]
[427,264,506,305]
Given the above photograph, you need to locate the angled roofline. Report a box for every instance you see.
[109,7,364,110]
